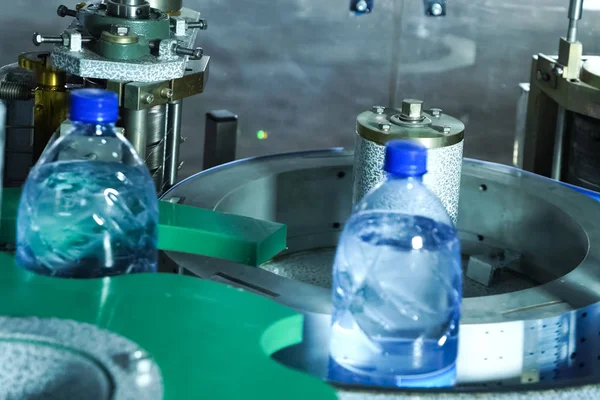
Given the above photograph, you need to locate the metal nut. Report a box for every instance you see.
[400,99,424,120]
[111,25,130,36]
[378,123,391,132]
[372,105,385,115]
[443,126,451,134]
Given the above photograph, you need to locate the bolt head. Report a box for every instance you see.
[430,3,443,16]
[192,47,203,58]
[356,0,368,12]
[160,88,173,99]
[372,105,385,115]
[378,123,391,132]
[143,93,154,104]
[554,67,564,77]
[32,33,43,45]
[401,99,424,120]
[111,25,129,36]
[443,126,451,133]
[430,108,442,117]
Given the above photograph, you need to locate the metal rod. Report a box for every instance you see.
[165,100,182,188]
[123,108,148,160]
[551,106,567,180]
[566,0,584,42]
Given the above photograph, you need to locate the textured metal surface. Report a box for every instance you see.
[162,150,600,396]
[51,7,201,82]
[0,317,162,399]
[353,134,463,222]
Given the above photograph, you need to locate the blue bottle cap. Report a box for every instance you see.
[384,140,427,177]
[69,89,119,123]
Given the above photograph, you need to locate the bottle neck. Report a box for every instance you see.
[386,173,424,182]
[71,121,117,137]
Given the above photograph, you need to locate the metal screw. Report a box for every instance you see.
[142,93,154,104]
[379,123,391,132]
[111,25,130,36]
[400,99,424,121]
[431,108,442,117]
[554,67,564,77]
[429,3,443,16]
[356,0,368,12]
[32,33,63,46]
[443,126,451,134]
[180,136,187,143]
[32,32,91,46]
[187,19,208,30]
[372,105,385,115]
[174,45,203,58]
[57,5,77,17]
[160,88,173,100]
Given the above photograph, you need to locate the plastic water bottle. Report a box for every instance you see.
[329,140,462,388]
[16,89,158,278]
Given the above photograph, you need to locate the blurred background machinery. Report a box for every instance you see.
[0,0,209,192]
[1,0,598,188]
[517,0,600,192]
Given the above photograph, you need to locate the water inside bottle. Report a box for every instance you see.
[16,160,158,278]
[329,211,462,387]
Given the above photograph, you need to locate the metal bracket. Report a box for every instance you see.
[203,110,238,170]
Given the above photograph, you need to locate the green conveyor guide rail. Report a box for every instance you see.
[0,188,337,400]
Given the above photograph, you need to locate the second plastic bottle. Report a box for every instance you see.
[329,140,463,388]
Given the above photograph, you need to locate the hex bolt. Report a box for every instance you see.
[174,45,203,58]
[110,25,130,36]
[33,32,92,46]
[379,123,391,132]
[372,105,385,115]
[187,19,208,30]
[32,33,63,46]
[443,126,451,134]
[57,5,77,17]
[142,93,154,104]
[401,99,424,121]
[431,108,442,117]
[160,88,173,100]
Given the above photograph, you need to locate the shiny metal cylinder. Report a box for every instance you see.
[551,106,567,180]
[165,100,182,188]
[148,0,182,12]
[123,108,148,160]
[106,0,151,19]
[353,104,464,223]
[146,104,167,189]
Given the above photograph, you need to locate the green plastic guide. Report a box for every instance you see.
[0,188,336,400]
